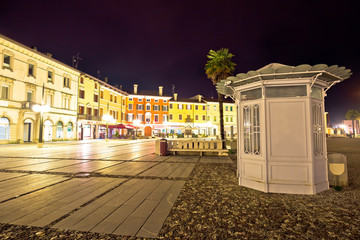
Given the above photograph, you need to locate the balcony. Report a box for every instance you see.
[21,101,35,110]
[78,114,101,121]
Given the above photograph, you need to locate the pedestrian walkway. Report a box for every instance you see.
[0,140,233,238]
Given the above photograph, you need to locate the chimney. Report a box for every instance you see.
[174,93,178,101]
[159,86,163,96]
[104,77,108,83]
[198,95,202,102]
[46,52,52,57]
[119,85,122,90]
[134,84,138,94]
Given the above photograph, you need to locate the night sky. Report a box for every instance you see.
[1,0,359,124]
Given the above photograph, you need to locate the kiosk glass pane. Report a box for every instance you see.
[265,86,306,98]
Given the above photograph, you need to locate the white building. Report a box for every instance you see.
[0,34,80,144]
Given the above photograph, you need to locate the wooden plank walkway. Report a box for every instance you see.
[0,177,125,227]
[6,160,89,171]
[48,160,122,173]
[53,179,185,238]
[98,162,158,175]
[139,163,196,178]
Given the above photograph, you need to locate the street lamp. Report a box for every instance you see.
[102,114,114,142]
[32,104,50,148]
[164,121,169,138]
[133,119,140,139]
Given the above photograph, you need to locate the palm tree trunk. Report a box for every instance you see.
[218,92,226,149]
[352,119,355,138]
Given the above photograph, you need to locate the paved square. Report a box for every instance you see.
[0,140,232,238]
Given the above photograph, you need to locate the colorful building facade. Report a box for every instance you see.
[126,85,171,136]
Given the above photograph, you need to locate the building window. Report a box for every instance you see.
[95,82,98,89]
[80,77,84,84]
[169,114,173,120]
[313,103,324,156]
[138,98,143,102]
[145,113,151,123]
[0,117,10,140]
[94,94,98,103]
[195,105,198,110]
[63,77,70,88]
[26,91,33,102]
[62,96,70,109]
[154,105,160,111]
[163,115,167,122]
[129,97,133,101]
[28,63,35,77]
[114,96,117,103]
[187,104,191,110]
[169,103,173,109]
[178,104,183,110]
[79,89,85,99]
[146,104,151,111]
[179,114,182,120]
[94,108,99,116]
[47,70,54,83]
[100,108,103,117]
[213,105,216,110]
[162,105,168,111]
[137,104,143,110]
[128,104,133,110]
[46,94,53,106]
[79,105,85,115]
[226,116,229,122]
[87,107,92,115]
[110,94,113,102]
[154,114,159,123]
[67,122,73,138]
[230,106,233,111]
[127,113,133,121]
[230,116,233,122]
[243,104,260,155]
[1,85,9,99]
[203,106,206,111]
[3,54,11,69]
[100,91,104,99]
[146,98,150,102]
[155,99,159,103]
[214,116,216,122]
[195,115,199,121]
[202,115,206,121]
[226,106,228,111]
[163,99,167,103]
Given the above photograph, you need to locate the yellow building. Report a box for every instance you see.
[99,78,127,138]
[168,94,207,136]
[205,98,237,137]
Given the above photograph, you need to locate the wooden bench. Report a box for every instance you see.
[166,140,228,156]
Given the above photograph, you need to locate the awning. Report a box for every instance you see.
[100,124,128,129]
[126,125,139,129]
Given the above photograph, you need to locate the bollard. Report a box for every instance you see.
[328,153,348,187]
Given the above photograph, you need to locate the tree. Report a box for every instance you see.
[345,110,360,138]
[205,48,236,148]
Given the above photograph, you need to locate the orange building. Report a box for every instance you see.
[126,84,171,136]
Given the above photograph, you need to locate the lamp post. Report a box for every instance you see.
[32,104,50,148]
[133,119,140,139]
[164,121,169,138]
[102,114,114,142]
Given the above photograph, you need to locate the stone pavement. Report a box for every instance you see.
[0,140,231,238]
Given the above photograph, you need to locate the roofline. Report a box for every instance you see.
[0,33,80,74]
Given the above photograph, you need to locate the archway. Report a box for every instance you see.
[67,122,73,139]
[44,120,53,141]
[144,126,152,136]
[0,117,10,140]
[56,121,64,139]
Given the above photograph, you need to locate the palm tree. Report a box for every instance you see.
[345,110,360,138]
[205,48,236,148]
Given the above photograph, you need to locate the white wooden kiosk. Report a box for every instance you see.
[217,63,352,194]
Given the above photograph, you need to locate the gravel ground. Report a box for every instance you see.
[1,138,360,239]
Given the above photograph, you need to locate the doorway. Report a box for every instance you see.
[23,119,32,142]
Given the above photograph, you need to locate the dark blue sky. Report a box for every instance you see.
[1,0,359,123]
